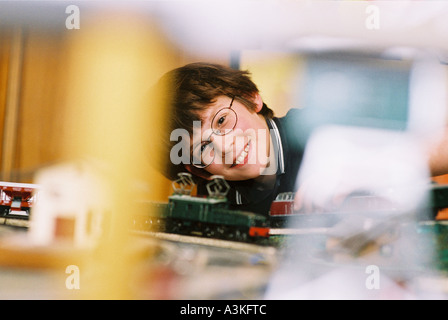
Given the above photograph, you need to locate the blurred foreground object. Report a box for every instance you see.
[265,125,445,299]
[57,12,171,299]
[265,47,448,299]
[297,125,430,215]
[1,9,174,299]
[28,161,109,248]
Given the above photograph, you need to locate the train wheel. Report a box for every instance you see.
[234,230,241,241]
[167,220,181,234]
[215,226,226,239]
[176,222,187,234]
[204,226,214,238]
[0,206,9,217]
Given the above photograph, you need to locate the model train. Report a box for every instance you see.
[133,173,270,242]
[0,181,39,220]
[269,183,448,228]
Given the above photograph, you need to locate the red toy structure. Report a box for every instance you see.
[269,192,299,228]
[0,181,39,219]
[269,192,296,217]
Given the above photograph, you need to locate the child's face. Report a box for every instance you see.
[190,95,272,181]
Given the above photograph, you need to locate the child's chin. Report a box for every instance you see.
[239,166,266,180]
[224,171,257,181]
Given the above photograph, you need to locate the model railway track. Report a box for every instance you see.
[0,217,29,228]
[132,230,277,255]
[269,227,329,235]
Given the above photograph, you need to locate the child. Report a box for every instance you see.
[153,62,448,217]
[153,62,305,216]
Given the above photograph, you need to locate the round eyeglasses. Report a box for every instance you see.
[191,96,237,168]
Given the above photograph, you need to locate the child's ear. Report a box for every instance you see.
[185,164,213,180]
[253,93,263,113]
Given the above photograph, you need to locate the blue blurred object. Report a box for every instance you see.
[299,53,411,131]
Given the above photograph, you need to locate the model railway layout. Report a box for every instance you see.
[133,173,448,245]
[2,175,448,248]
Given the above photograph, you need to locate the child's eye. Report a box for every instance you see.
[217,115,226,126]
[192,141,214,167]
[212,108,236,135]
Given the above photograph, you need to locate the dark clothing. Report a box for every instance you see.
[225,108,305,216]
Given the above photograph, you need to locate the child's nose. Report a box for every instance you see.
[210,134,233,155]
[212,133,247,164]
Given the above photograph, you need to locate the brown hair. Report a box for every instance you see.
[152,62,274,180]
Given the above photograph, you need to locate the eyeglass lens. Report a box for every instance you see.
[191,97,237,168]
[192,142,215,168]
[211,108,237,135]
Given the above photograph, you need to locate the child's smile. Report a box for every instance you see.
[231,137,252,168]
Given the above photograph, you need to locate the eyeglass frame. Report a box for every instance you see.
[191,96,237,168]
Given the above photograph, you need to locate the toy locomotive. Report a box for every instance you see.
[133,173,270,242]
[0,181,39,220]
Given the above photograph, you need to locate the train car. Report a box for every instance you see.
[269,192,298,228]
[269,184,448,229]
[134,174,270,242]
[0,181,39,219]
